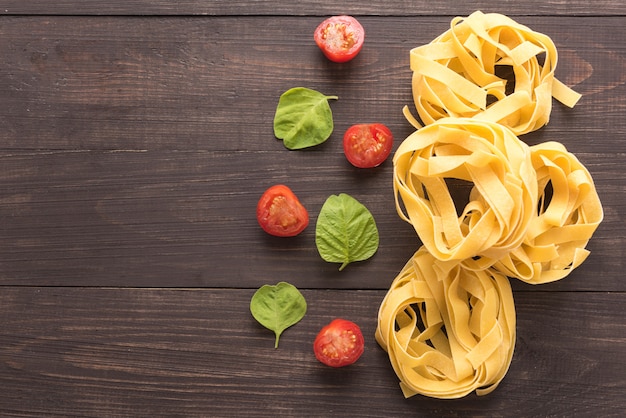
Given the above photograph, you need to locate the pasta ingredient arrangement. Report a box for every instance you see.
[254,16,381,354]
[376,11,603,399]
[253,10,604,394]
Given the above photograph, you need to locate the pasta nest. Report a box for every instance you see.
[393,117,538,265]
[410,11,581,135]
[375,247,516,399]
[491,141,604,284]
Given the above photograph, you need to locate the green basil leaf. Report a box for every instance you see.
[273,87,338,150]
[250,282,307,348]
[315,193,379,271]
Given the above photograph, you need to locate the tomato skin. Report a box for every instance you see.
[256,185,309,237]
[313,318,365,367]
[314,15,365,63]
[343,123,394,168]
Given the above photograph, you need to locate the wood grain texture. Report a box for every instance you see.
[0,288,624,417]
[1,16,625,151]
[0,15,623,290]
[0,4,624,417]
[0,1,625,16]
[0,149,621,291]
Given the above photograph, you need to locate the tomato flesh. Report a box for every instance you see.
[256,185,309,237]
[343,123,394,168]
[314,15,365,63]
[313,318,364,367]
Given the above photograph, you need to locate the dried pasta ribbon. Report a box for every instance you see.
[380,12,603,401]
[410,11,581,135]
[393,117,537,263]
[375,247,516,399]
[490,141,604,284]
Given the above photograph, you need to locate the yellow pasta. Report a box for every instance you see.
[375,247,516,399]
[393,117,537,264]
[491,141,604,284]
[378,12,603,400]
[410,11,581,135]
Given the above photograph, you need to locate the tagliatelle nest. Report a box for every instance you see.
[409,10,581,135]
[375,247,516,399]
[393,117,538,265]
[490,141,604,284]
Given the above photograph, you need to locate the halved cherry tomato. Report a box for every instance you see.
[343,123,394,168]
[313,318,364,367]
[314,15,365,63]
[256,185,309,237]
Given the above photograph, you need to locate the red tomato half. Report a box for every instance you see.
[343,123,394,168]
[314,15,365,63]
[256,185,309,237]
[313,318,364,367]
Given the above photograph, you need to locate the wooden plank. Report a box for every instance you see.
[0,149,620,291]
[1,16,625,152]
[0,0,624,16]
[0,0,625,16]
[0,287,624,417]
[0,16,621,289]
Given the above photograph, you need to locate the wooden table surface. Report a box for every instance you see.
[1,1,624,417]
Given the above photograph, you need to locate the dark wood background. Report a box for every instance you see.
[1,1,624,417]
